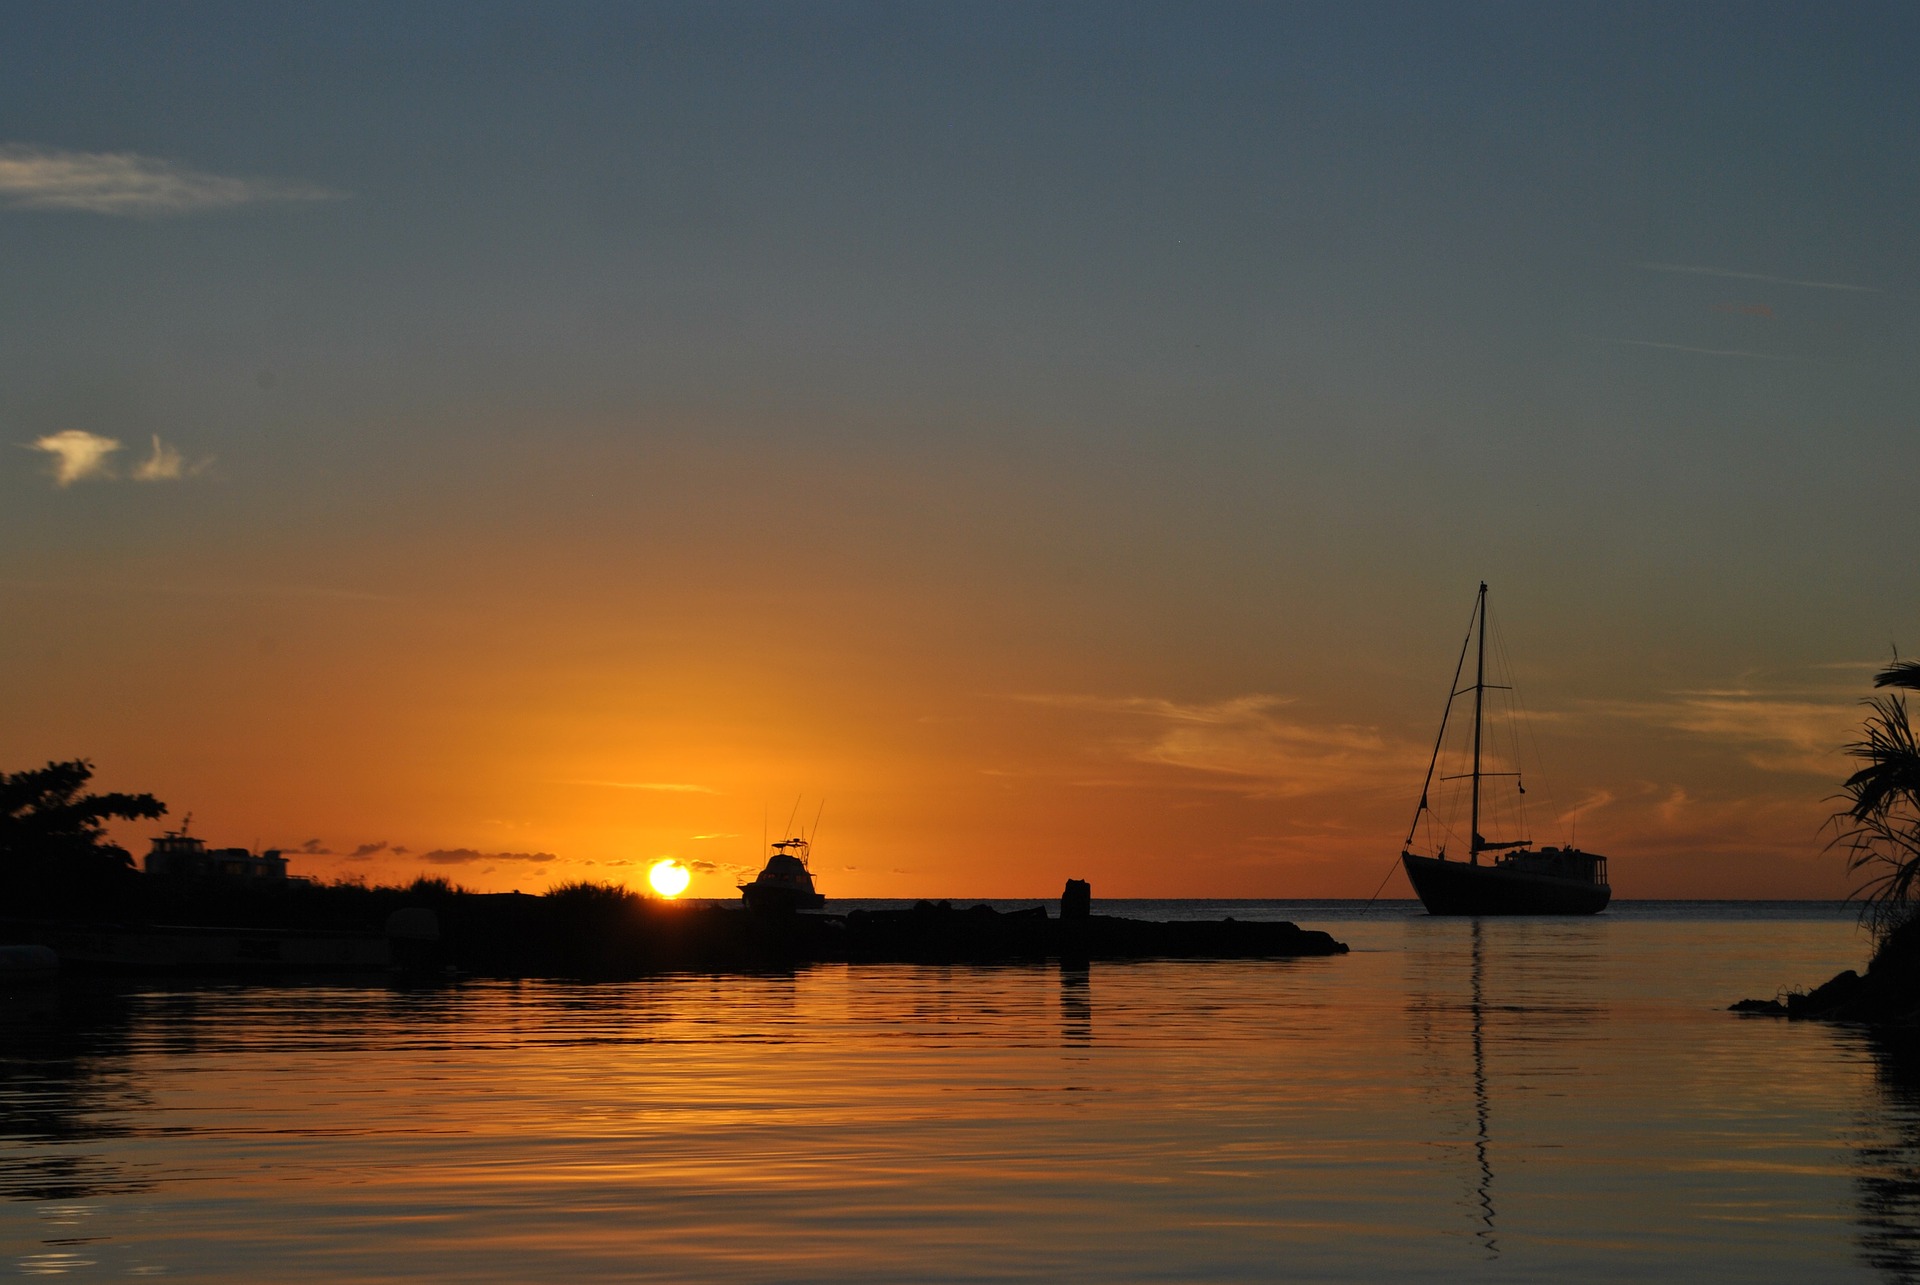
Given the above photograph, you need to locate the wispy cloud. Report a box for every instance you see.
[283,839,405,857]
[148,581,386,602]
[1016,693,1424,797]
[131,434,208,481]
[28,430,120,485]
[1589,686,1859,776]
[1609,782,1831,861]
[24,430,206,486]
[1639,261,1881,293]
[1610,339,1791,361]
[0,578,397,604]
[0,144,344,216]
[1558,788,1617,825]
[564,780,718,794]
[419,848,557,866]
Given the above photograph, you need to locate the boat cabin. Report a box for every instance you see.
[145,831,290,882]
[1493,846,1608,886]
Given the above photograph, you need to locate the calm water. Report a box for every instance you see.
[4,901,1916,1281]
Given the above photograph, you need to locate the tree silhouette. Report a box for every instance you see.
[0,760,165,883]
[1834,661,1920,935]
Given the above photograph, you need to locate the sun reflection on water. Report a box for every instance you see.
[0,907,1899,1281]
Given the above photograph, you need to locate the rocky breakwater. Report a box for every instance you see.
[434,880,1348,975]
[7,877,1349,979]
[1733,912,1920,1023]
[839,881,1348,964]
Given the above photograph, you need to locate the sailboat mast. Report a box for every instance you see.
[1469,582,1487,866]
[1403,585,1481,853]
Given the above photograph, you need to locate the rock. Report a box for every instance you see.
[1790,968,1865,1018]
[1729,998,1788,1015]
[1061,879,1090,920]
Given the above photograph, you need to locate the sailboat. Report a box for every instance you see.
[1400,583,1611,915]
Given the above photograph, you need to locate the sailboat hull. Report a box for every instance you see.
[1401,853,1610,916]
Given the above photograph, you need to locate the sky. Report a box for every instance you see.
[2,2,1916,898]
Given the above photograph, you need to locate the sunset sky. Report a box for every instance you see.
[3,3,1916,898]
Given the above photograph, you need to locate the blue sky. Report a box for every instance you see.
[2,3,1916,894]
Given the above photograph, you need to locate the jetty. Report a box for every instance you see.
[1,878,1347,979]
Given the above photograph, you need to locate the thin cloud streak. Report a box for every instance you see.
[0,578,401,604]
[1638,261,1881,293]
[1016,692,1426,797]
[1586,687,1857,776]
[1610,339,1792,361]
[564,780,719,794]
[0,144,344,215]
[419,847,556,866]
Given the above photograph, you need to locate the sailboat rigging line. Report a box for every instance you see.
[1404,585,1482,850]
[1482,611,1525,842]
[1488,616,1530,840]
[1470,594,1530,856]
[1361,854,1403,912]
[1491,612,1563,842]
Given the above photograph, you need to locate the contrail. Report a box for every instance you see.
[1638,261,1880,294]
[1610,339,1792,362]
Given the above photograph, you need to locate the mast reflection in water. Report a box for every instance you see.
[1469,921,1496,1258]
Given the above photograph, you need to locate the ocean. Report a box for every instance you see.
[3,900,1910,1281]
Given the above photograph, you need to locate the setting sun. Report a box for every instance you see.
[647,859,691,899]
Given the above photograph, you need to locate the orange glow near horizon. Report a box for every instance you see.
[16,443,1895,905]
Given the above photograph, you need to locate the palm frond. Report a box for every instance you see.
[1840,695,1920,820]
[1876,659,1920,691]
[1831,680,1920,920]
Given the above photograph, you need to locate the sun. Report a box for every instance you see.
[647,858,691,899]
